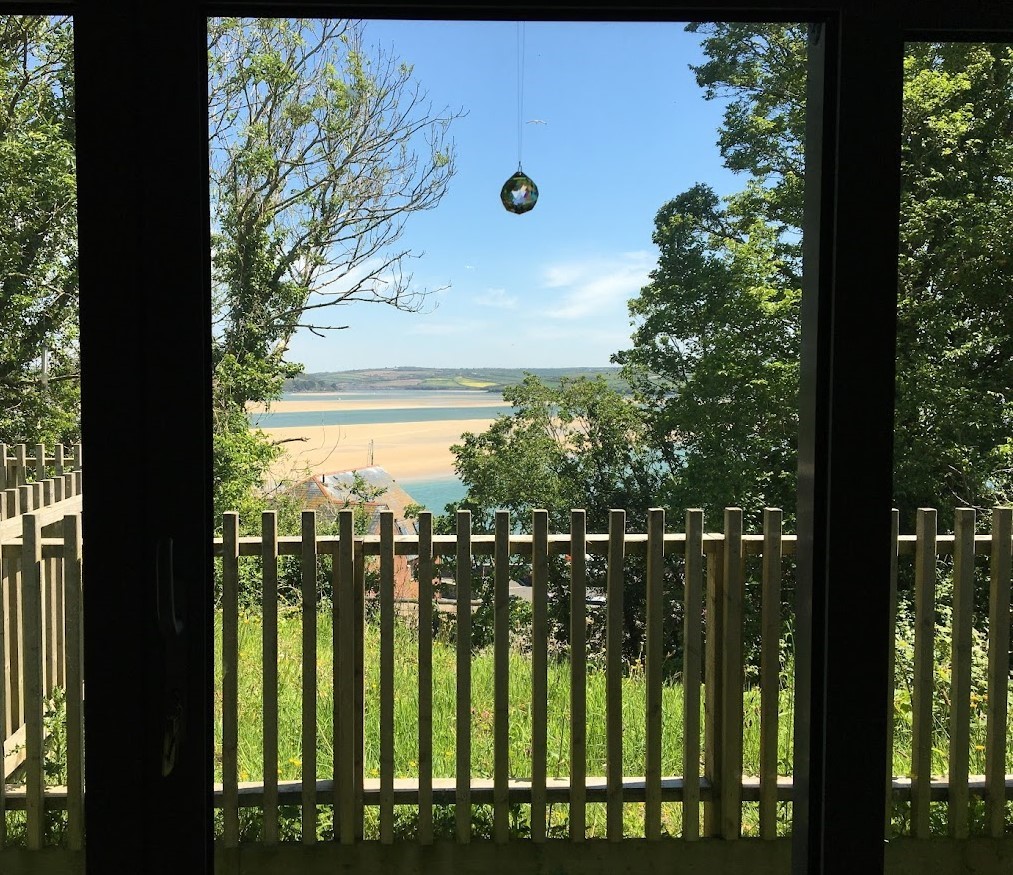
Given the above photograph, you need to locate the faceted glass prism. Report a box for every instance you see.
[500,170,538,214]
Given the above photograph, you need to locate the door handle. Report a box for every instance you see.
[156,537,186,777]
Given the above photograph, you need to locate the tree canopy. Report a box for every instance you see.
[613,26,1013,529]
[0,16,78,447]
[207,18,461,518]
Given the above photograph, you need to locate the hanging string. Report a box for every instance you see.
[516,21,525,171]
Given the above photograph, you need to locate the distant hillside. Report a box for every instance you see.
[284,367,628,394]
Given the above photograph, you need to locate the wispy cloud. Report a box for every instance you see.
[541,251,654,319]
[476,287,518,309]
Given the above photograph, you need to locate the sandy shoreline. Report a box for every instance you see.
[260,418,493,483]
[250,394,504,414]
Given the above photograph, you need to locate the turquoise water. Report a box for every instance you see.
[398,475,466,513]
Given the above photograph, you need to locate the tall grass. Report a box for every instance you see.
[214,607,795,839]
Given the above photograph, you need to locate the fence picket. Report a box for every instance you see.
[682,510,704,840]
[54,445,64,478]
[721,509,744,839]
[532,510,549,841]
[986,507,1012,837]
[353,541,365,840]
[14,445,26,488]
[704,533,724,836]
[759,508,782,839]
[569,509,587,842]
[222,512,240,849]
[417,513,434,845]
[948,508,975,838]
[261,511,279,844]
[456,510,473,843]
[336,509,355,844]
[912,507,937,838]
[5,499,21,733]
[886,509,900,838]
[0,444,6,493]
[606,509,625,842]
[64,514,84,850]
[22,513,44,849]
[34,444,45,484]
[645,508,665,840]
[0,511,5,846]
[493,510,510,843]
[379,511,395,844]
[1,515,14,741]
[300,510,317,844]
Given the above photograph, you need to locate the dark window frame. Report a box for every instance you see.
[2,1,1010,872]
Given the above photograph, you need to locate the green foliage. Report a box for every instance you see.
[615,25,1013,532]
[0,16,79,447]
[207,18,461,518]
[447,376,669,658]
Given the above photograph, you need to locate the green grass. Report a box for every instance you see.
[213,607,795,840]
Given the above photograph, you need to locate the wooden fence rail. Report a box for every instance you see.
[2,503,1013,861]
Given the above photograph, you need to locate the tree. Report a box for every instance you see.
[207,18,461,519]
[616,25,1013,529]
[450,376,669,656]
[0,16,79,447]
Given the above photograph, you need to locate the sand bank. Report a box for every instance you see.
[250,394,504,414]
[260,418,494,483]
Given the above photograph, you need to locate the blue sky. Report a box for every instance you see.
[286,20,740,372]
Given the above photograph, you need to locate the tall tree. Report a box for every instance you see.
[616,25,1013,528]
[208,18,461,518]
[0,16,79,447]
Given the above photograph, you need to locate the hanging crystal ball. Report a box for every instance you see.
[501,170,538,214]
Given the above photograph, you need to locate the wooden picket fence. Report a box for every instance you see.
[2,502,1013,871]
[0,444,83,505]
[209,505,1013,857]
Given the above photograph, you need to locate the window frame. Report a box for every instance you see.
[2,1,1009,872]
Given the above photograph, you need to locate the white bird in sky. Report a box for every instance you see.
[526,119,548,125]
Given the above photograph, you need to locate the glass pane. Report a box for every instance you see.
[0,14,83,853]
[209,18,804,868]
[888,41,1013,851]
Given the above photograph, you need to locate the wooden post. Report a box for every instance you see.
[645,508,665,840]
[606,509,625,842]
[1,507,16,740]
[221,513,240,849]
[0,444,7,493]
[493,510,510,843]
[531,509,549,842]
[54,445,65,478]
[64,514,84,850]
[720,509,744,839]
[759,508,782,840]
[683,509,704,840]
[948,508,975,838]
[911,508,937,838]
[300,511,317,844]
[72,443,82,472]
[570,509,587,842]
[22,513,44,849]
[986,507,1012,837]
[417,513,434,845]
[455,509,472,843]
